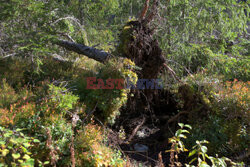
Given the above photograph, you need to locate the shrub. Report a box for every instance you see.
[0,126,43,167]
[75,123,125,167]
[182,74,249,157]
[0,79,19,109]
[24,84,80,166]
[166,123,244,167]
[213,79,249,154]
[0,79,35,127]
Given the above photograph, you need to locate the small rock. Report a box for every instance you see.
[134,143,149,152]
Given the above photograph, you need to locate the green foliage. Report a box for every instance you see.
[1,0,59,59]
[167,123,191,166]
[76,58,137,124]
[183,74,249,156]
[0,126,42,167]
[167,123,191,153]
[186,139,244,167]
[48,84,79,115]
[0,82,80,166]
[159,0,249,81]
[116,20,135,55]
[166,124,244,167]
[0,0,249,166]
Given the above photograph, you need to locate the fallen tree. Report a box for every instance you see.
[56,0,168,104]
[56,0,165,78]
[55,0,182,123]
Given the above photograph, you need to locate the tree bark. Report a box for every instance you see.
[56,40,110,63]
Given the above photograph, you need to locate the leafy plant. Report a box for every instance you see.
[166,123,244,167]
[75,123,125,167]
[187,140,244,167]
[0,126,44,167]
[182,74,249,157]
[166,123,191,167]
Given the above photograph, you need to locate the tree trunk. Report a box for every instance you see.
[56,40,110,63]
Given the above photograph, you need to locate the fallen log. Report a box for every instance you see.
[56,40,110,63]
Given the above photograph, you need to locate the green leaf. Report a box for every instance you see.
[12,153,21,159]
[44,161,50,165]
[200,161,210,167]
[218,158,226,166]
[10,139,17,144]
[2,149,9,156]
[188,150,197,157]
[200,140,209,144]
[16,128,23,132]
[201,146,208,153]
[178,123,184,128]
[178,141,184,149]
[179,134,187,138]
[189,157,197,164]
[181,130,190,134]
[33,139,40,143]
[175,129,182,136]
[23,142,31,147]
[21,146,28,153]
[4,132,13,138]
[18,159,24,164]
[22,158,34,166]
[0,141,6,145]
[184,124,192,129]
[23,154,31,160]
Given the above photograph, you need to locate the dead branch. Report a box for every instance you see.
[70,132,75,167]
[0,53,17,59]
[144,0,159,24]
[128,116,146,142]
[82,102,98,124]
[139,0,150,21]
[157,152,165,167]
[70,112,78,167]
[46,128,58,167]
[163,63,184,83]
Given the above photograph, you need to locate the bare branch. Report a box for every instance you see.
[139,0,150,21]
[163,63,184,83]
[144,0,159,24]
[1,53,17,59]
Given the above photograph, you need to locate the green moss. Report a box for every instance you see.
[116,22,135,55]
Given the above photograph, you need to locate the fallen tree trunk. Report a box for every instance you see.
[56,40,110,63]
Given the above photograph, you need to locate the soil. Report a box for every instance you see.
[108,89,184,166]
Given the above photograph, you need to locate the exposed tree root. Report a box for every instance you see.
[128,116,146,142]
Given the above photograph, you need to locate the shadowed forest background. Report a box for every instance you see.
[0,0,249,166]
